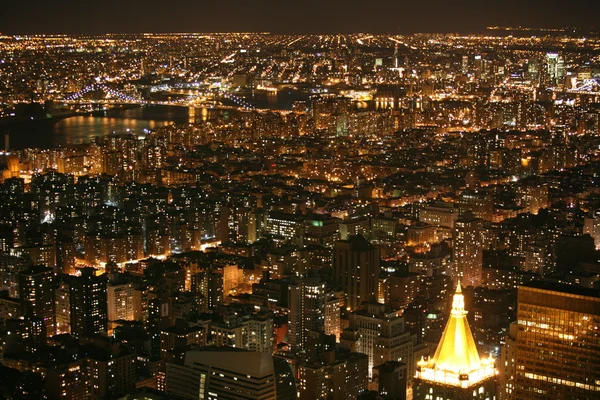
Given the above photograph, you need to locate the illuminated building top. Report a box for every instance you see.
[416,281,496,388]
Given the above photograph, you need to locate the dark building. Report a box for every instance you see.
[19,265,55,337]
[374,361,407,400]
[166,348,296,400]
[333,235,380,310]
[64,268,107,337]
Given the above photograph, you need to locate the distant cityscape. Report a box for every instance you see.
[0,29,599,400]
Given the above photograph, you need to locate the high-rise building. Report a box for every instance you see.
[324,294,341,342]
[44,359,90,400]
[414,282,497,400]
[333,234,380,310]
[513,282,600,399]
[297,351,369,400]
[86,345,136,399]
[452,213,483,287]
[419,203,458,229]
[458,190,493,221]
[192,271,223,310]
[165,349,296,400]
[375,360,407,400]
[107,282,143,322]
[498,322,517,400]
[19,265,56,337]
[546,53,565,85]
[55,281,71,335]
[288,277,326,353]
[64,268,107,337]
[210,314,273,353]
[341,302,413,379]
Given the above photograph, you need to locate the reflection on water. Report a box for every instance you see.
[4,105,218,149]
[53,116,173,146]
[4,90,306,149]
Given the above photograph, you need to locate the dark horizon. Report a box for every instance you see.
[2,0,600,36]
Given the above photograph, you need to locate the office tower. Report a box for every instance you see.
[462,55,469,74]
[65,268,107,337]
[165,349,296,400]
[45,359,90,400]
[222,263,240,301]
[107,282,143,322]
[414,282,497,400]
[498,322,517,400]
[87,346,136,399]
[297,351,369,400]
[452,213,483,287]
[419,203,458,229]
[210,314,273,353]
[324,294,341,342]
[196,271,223,309]
[546,53,565,84]
[55,281,70,334]
[19,265,56,337]
[583,210,600,249]
[288,277,326,353]
[375,361,407,400]
[513,282,600,399]
[160,322,207,357]
[458,190,493,221]
[341,303,413,379]
[333,234,380,310]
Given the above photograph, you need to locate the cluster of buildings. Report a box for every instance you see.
[0,29,598,400]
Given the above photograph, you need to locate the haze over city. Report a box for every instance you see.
[2,0,600,34]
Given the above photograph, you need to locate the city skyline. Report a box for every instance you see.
[1,5,600,398]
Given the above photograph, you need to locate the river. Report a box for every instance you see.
[2,88,309,150]
[2,105,214,149]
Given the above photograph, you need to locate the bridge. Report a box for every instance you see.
[553,78,600,95]
[60,83,257,111]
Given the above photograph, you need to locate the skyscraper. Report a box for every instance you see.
[414,282,497,400]
[107,282,143,323]
[333,234,380,310]
[288,277,326,353]
[19,265,56,337]
[64,268,107,337]
[166,349,296,400]
[341,302,414,379]
[452,213,483,287]
[546,53,565,85]
[513,282,600,399]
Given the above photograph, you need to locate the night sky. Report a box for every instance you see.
[1,0,600,34]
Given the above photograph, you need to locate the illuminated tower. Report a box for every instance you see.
[414,282,497,399]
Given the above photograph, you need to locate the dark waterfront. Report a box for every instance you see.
[1,106,202,149]
[1,89,308,149]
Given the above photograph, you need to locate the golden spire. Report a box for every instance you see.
[416,281,496,387]
[431,279,481,374]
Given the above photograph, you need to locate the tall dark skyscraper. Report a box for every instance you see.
[64,268,107,337]
[333,234,380,310]
[19,265,56,337]
[288,277,326,353]
[452,213,483,287]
